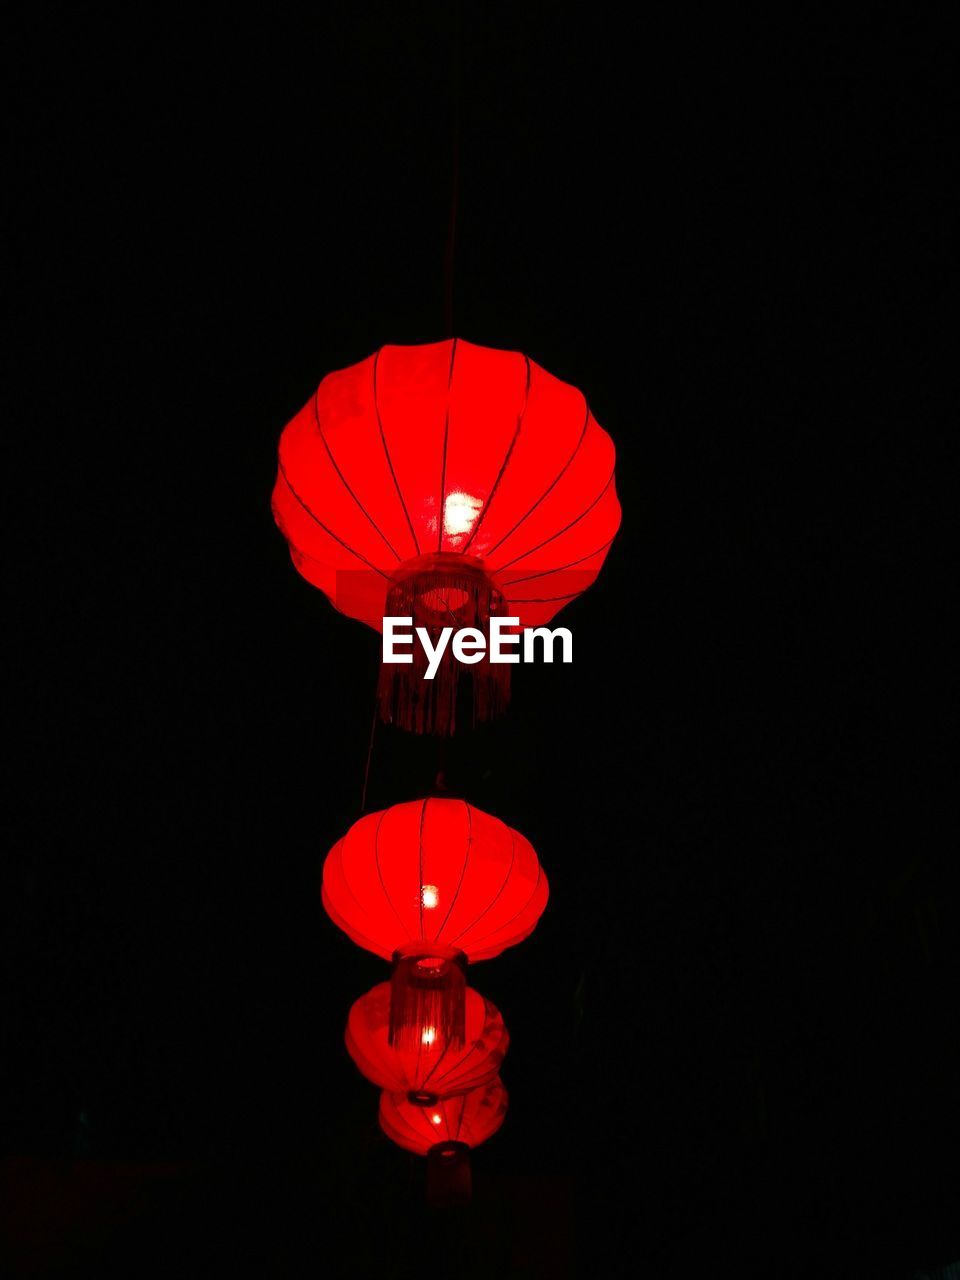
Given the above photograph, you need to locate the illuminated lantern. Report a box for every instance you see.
[323,797,547,1050]
[345,981,508,1102]
[378,1079,508,1157]
[272,338,621,733]
[380,1081,508,1207]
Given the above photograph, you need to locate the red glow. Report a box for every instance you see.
[272,338,621,633]
[379,1079,509,1155]
[322,797,548,962]
[345,982,508,1097]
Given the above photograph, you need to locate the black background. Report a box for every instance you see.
[4,5,957,1277]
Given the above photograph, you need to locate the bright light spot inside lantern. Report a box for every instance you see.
[421,884,439,910]
[421,1026,437,1047]
[431,1113,442,1125]
[443,490,482,537]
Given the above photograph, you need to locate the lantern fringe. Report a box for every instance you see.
[389,948,467,1053]
[377,560,511,736]
[426,1141,472,1207]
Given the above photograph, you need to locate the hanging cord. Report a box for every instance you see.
[434,737,449,797]
[442,2,463,339]
[442,123,460,339]
[359,677,380,813]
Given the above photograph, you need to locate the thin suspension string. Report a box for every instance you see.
[442,2,463,339]
[359,683,379,814]
[442,127,460,339]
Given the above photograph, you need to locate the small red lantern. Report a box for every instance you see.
[378,1079,508,1158]
[322,798,547,962]
[345,981,508,1102]
[273,338,620,732]
[323,798,547,1051]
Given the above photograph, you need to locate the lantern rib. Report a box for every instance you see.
[312,390,403,562]
[432,800,473,942]
[436,338,458,552]
[373,347,421,559]
[483,398,591,559]
[373,809,412,938]
[503,533,617,586]
[453,1094,469,1141]
[380,1083,506,1152]
[424,1037,485,1088]
[277,459,390,578]
[461,353,531,555]
[419,1031,457,1087]
[505,590,581,605]
[492,468,616,573]
[461,863,544,952]
[446,830,518,948]
[329,839,371,919]
[443,1096,462,1142]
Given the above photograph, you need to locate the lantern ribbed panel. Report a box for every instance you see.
[322,798,548,963]
[378,1080,509,1156]
[345,982,508,1097]
[272,338,620,632]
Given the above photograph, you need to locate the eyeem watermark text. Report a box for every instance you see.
[383,617,573,680]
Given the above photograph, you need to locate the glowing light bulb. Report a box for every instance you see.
[443,490,482,537]
[421,884,439,910]
[431,1113,442,1125]
[421,1026,437,1047]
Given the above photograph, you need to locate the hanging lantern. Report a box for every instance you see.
[322,798,547,1050]
[345,981,508,1103]
[378,1079,508,1158]
[272,338,621,733]
[380,1083,509,1207]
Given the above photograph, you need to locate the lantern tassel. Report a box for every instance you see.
[426,1141,472,1207]
[377,555,511,735]
[389,946,467,1054]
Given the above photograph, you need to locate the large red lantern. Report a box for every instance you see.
[378,1079,508,1157]
[323,797,547,1051]
[345,982,508,1102]
[272,338,620,732]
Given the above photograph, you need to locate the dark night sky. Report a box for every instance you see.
[3,5,957,1277]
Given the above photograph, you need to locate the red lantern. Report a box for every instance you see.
[345,981,508,1101]
[272,338,620,733]
[323,797,547,1051]
[378,1079,508,1157]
